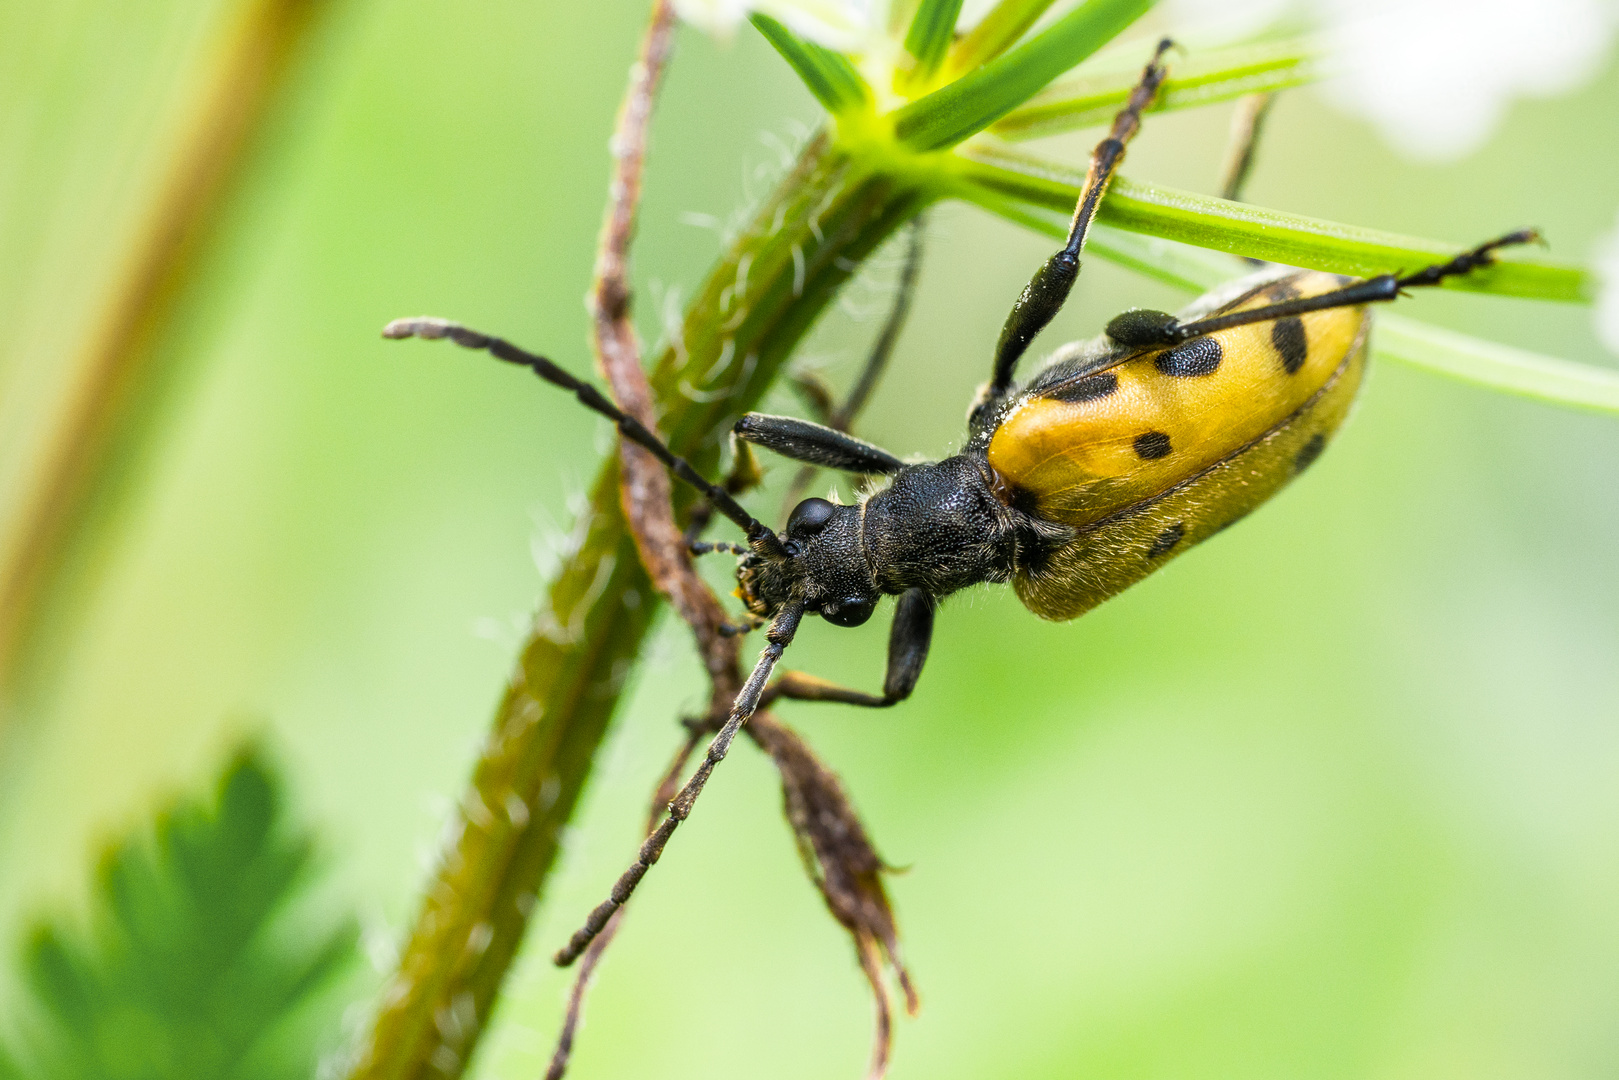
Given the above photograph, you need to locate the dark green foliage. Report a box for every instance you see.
[893,0,1155,149]
[4,746,357,1080]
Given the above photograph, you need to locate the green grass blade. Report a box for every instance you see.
[946,0,1060,77]
[968,202,1619,417]
[993,37,1321,139]
[1374,314,1619,415]
[953,144,1592,301]
[903,0,966,87]
[892,0,1154,150]
[750,13,872,115]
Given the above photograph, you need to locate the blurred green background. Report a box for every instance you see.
[3,1,1619,1077]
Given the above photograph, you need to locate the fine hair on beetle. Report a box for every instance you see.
[383,36,1540,970]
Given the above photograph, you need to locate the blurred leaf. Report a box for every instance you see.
[901,0,965,89]
[749,13,872,114]
[992,36,1320,139]
[892,0,1154,150]
[953,143,1593,301]
[1374,312,1619,415]
[945,0,1060,77]
[4,745,357,1080]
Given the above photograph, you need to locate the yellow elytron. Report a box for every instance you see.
[990,270,1368,620]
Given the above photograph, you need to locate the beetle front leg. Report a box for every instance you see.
[734,413,906,475]
[764,589,936,708]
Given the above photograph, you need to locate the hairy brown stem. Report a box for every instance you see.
[541,5,918,1074]
[592,0,742,700]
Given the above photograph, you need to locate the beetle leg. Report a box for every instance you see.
[764,589,936,708]
[978,38,1174,423]
[734,413,906,475]
[1219,91,1277,205]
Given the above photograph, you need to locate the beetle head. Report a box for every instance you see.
[736,497,879,627]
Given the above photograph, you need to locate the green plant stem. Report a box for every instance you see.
[0,0,339,705]
[346,133,932,1080]
[952,143,1593,301]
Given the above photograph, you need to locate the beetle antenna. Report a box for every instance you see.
[385,318,788,559]
[984,37,1174,406]
[1146,229,1544,343]
[553,599,807,967]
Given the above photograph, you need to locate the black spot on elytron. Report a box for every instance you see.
[1265,280,1301,302]
[1134,431,1173,460]
[1147,522,1185,559]
[1272,316,1308,374]
[1154,336,1223,377]
[1050,370,1119,403]
[1294,432,1327,473]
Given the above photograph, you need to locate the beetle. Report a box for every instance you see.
[383,39,1537,966]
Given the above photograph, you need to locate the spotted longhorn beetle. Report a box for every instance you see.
[385,38,1538,967]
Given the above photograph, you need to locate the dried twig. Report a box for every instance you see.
[543,726,702,1080]
[541,1,918,1074]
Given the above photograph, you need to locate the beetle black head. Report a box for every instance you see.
[736,496,880,627]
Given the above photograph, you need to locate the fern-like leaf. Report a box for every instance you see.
[4,745,357,1080]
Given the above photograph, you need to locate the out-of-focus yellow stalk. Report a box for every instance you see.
[0,0,335,704]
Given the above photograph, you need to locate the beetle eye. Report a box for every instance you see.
[786,497,837,539]
[1105,308,1177,347]
[821,596,875,628]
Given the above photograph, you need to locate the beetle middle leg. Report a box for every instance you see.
[974,37,1175,426]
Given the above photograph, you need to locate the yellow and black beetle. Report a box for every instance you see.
[383,39,1537,963]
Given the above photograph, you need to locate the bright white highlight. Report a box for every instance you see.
[1171,0,1618,160]
[1318,0,1618,160]
[673,0,874,50]
[1596,210,1619,356]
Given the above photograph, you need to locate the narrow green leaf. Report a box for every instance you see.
[971,204,1619,417]
[903,0,966,87]
[953,145,1593,301]
[892,0,1155,150]
[994,37,1321,139]
[946,0,1060,77]
[1375,314,1619,415]
[751,13,872,115]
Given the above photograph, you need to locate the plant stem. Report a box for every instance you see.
[0,0,337,705]
[347,133,932,1080]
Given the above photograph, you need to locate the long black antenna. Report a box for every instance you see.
[384,318,788,559]
[1121,230,1543,346]
[553,598,807,966]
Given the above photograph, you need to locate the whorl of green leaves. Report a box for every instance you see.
[3,746,357,1080]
